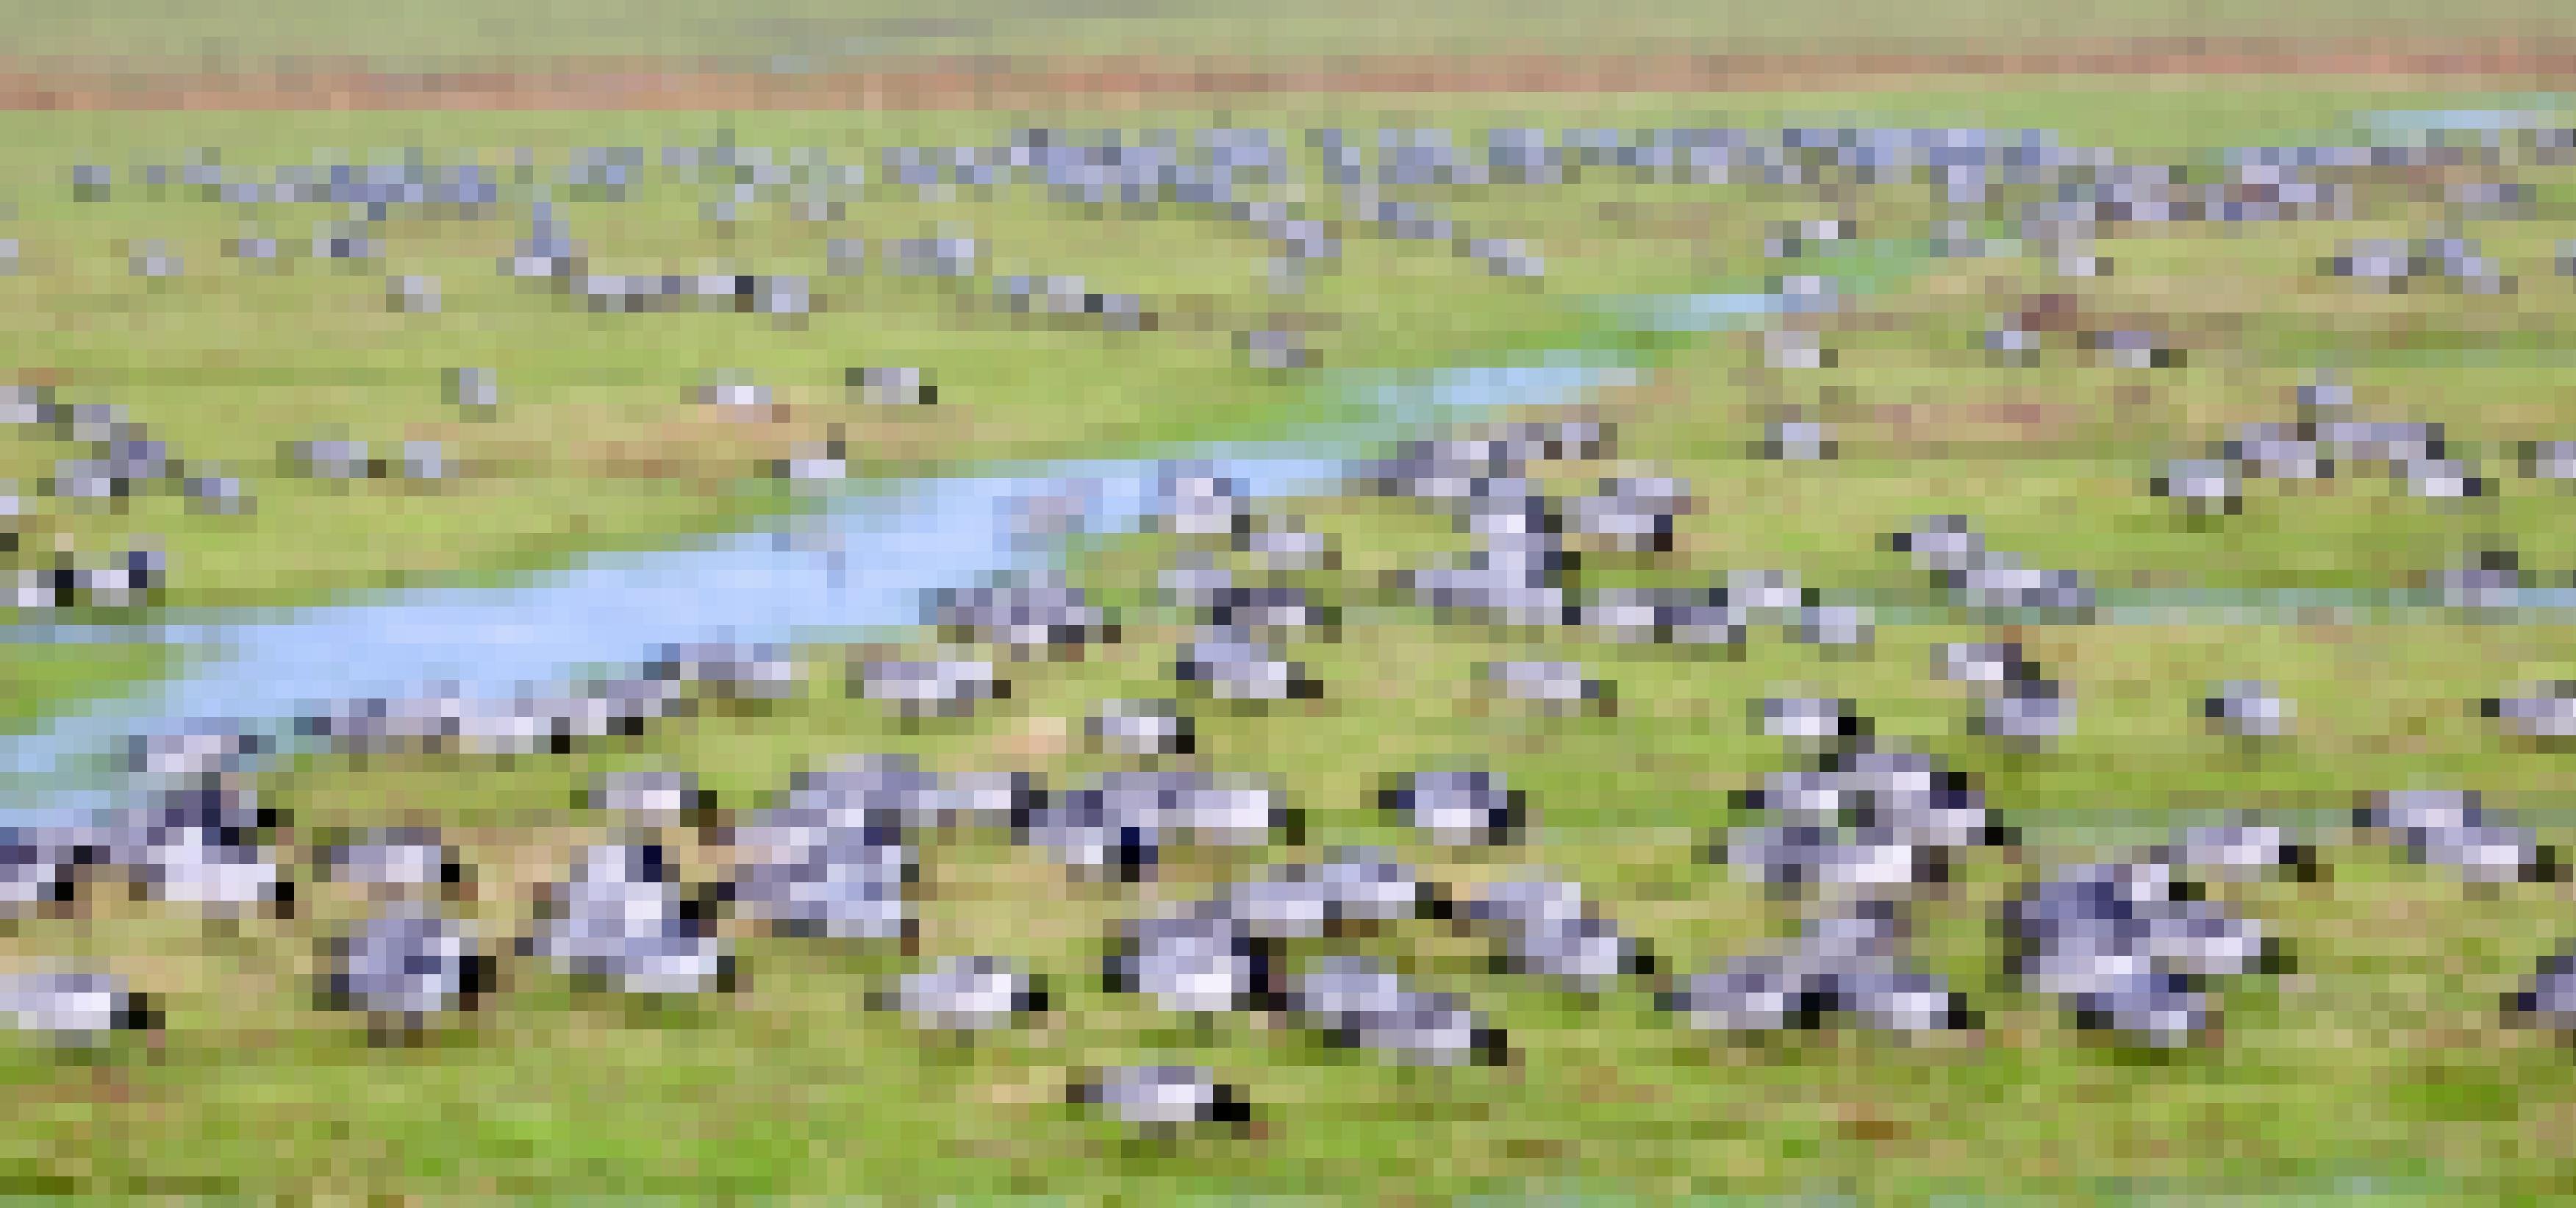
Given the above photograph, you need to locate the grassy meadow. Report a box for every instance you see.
[5,78,2576,1197]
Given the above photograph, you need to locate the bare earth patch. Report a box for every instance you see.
[7,38,2576,110]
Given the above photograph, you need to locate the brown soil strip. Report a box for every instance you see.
[7,39,2576,110]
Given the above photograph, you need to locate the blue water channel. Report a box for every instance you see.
[0,357,1653,822]
[7,104,2573,825]
[10,287,2576,829]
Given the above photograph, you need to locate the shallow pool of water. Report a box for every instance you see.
[2356,103,2572,135]
[0,358,1643,819]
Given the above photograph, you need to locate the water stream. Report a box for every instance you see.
[7,107,2572,828]
[0,359,1648,821]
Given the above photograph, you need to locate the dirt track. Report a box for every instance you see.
[5,39,2576,110]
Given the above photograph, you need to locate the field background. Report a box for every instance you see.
[6,7,2576,1198]
[10,1,2576,64]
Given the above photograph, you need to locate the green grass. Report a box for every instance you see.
[11,87,2559,612]
[11,82,2576,1196]
[18,372,2576,1196]
[0,640,178,733]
